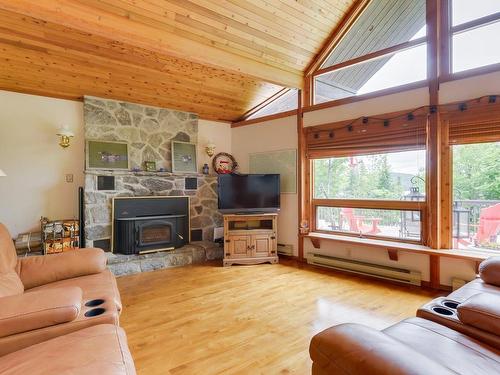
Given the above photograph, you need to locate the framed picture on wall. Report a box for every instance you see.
[86,140,129,170]
[171,141,197,173]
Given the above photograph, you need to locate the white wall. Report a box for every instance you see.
[304,86,429,127]
[231,116,299,255]
[0,90,85,238]
[197,119,232,171]
[0,90,232,239]
[440,70,500,103]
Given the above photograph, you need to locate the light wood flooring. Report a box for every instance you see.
[117,259,441,375]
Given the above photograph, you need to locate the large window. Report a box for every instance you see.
[313,150,426,200]
[449,0,500,74]
[313,0,427,104]
[312,150,426,242]
[452,142,500,251]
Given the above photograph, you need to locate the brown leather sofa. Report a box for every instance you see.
[0,223,136,374]
[310,256,500,374]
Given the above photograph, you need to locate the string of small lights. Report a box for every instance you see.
[311,94,499,139]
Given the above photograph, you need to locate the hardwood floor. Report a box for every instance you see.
[117,259,441,375]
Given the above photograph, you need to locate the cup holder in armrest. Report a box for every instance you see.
[85,308,106,318]
[442,300,459,309]
[85,299,105,307]
[432,306,454,316]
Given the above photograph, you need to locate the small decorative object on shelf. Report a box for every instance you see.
[144,161,156,172]
[40,217,80,255]
[213,152,238,174]
[202,163,209,175]
[299,220,309,235]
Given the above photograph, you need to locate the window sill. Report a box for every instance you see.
[304,232,492,261]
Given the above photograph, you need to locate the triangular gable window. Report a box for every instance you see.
[314,0,427,104]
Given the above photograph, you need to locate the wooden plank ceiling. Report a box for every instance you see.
[0,0,354,121]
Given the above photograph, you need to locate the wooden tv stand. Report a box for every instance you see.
[223,213,279,267]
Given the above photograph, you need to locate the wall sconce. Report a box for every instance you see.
[57,126,74,148]
[0,169,6,177]
[205,143,216,157]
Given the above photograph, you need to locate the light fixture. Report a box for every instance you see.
[205,143,216,157]
[56,125,74,148]
[0,169,6,177]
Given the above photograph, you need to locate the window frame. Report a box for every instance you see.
[440,0,500,82]
[310,155,427,245]
[309,0,429,107]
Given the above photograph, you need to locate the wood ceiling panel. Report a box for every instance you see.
[0,1,355,120]
[0,10,284,121]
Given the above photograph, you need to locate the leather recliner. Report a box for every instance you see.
[0,223,122,355]
[310,256,500,374]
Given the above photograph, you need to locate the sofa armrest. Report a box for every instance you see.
[479,256,500,286]
[17,248,106,289]
[458,293,500,335]
[310,323,455,375]
[0,287,82,338]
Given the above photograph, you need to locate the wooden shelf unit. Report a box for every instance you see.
[223,213,279,267]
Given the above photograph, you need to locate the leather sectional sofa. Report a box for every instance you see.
[0,223,136,374]
[310,256,500,374]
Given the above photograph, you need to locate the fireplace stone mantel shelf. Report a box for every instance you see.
[106,241,223,276]
[84,170,215,178]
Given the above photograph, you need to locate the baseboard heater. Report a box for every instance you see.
[307,253,421,286]
[277,243,294,256]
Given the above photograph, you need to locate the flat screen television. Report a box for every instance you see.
[218,174,280,214]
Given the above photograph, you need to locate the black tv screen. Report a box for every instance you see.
[218,174,280,214]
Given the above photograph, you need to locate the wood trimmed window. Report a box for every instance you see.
[311,0,428,105]
[306,110,428,245]
[440,99,500,251]
[441,0,500,80]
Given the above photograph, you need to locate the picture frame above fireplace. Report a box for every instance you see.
[172,141,197,173]
[86,140,129,170]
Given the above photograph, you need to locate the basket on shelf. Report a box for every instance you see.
[40,217,80,255]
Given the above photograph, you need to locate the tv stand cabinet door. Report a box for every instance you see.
[251,234,275,257]
[228,235,251,258]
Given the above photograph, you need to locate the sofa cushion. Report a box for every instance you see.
[458,293,500,335]
[0,272,23,298]
[27,269,122,312]
[448,278,500,302]
[0,287,81,338]
[310,322,453,375]
[0,324,136,375]
[383,317,500,375]
[0,224,17,274]
[17,248,107,289]
[479,257,500,287]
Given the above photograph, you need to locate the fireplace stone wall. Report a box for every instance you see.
[84,171,221,247]
[84,95,198,171]
[83,96,220,249]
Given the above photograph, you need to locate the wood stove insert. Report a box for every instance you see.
[112,197,189,254]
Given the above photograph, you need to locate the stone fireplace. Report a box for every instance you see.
[83,96,223,254]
